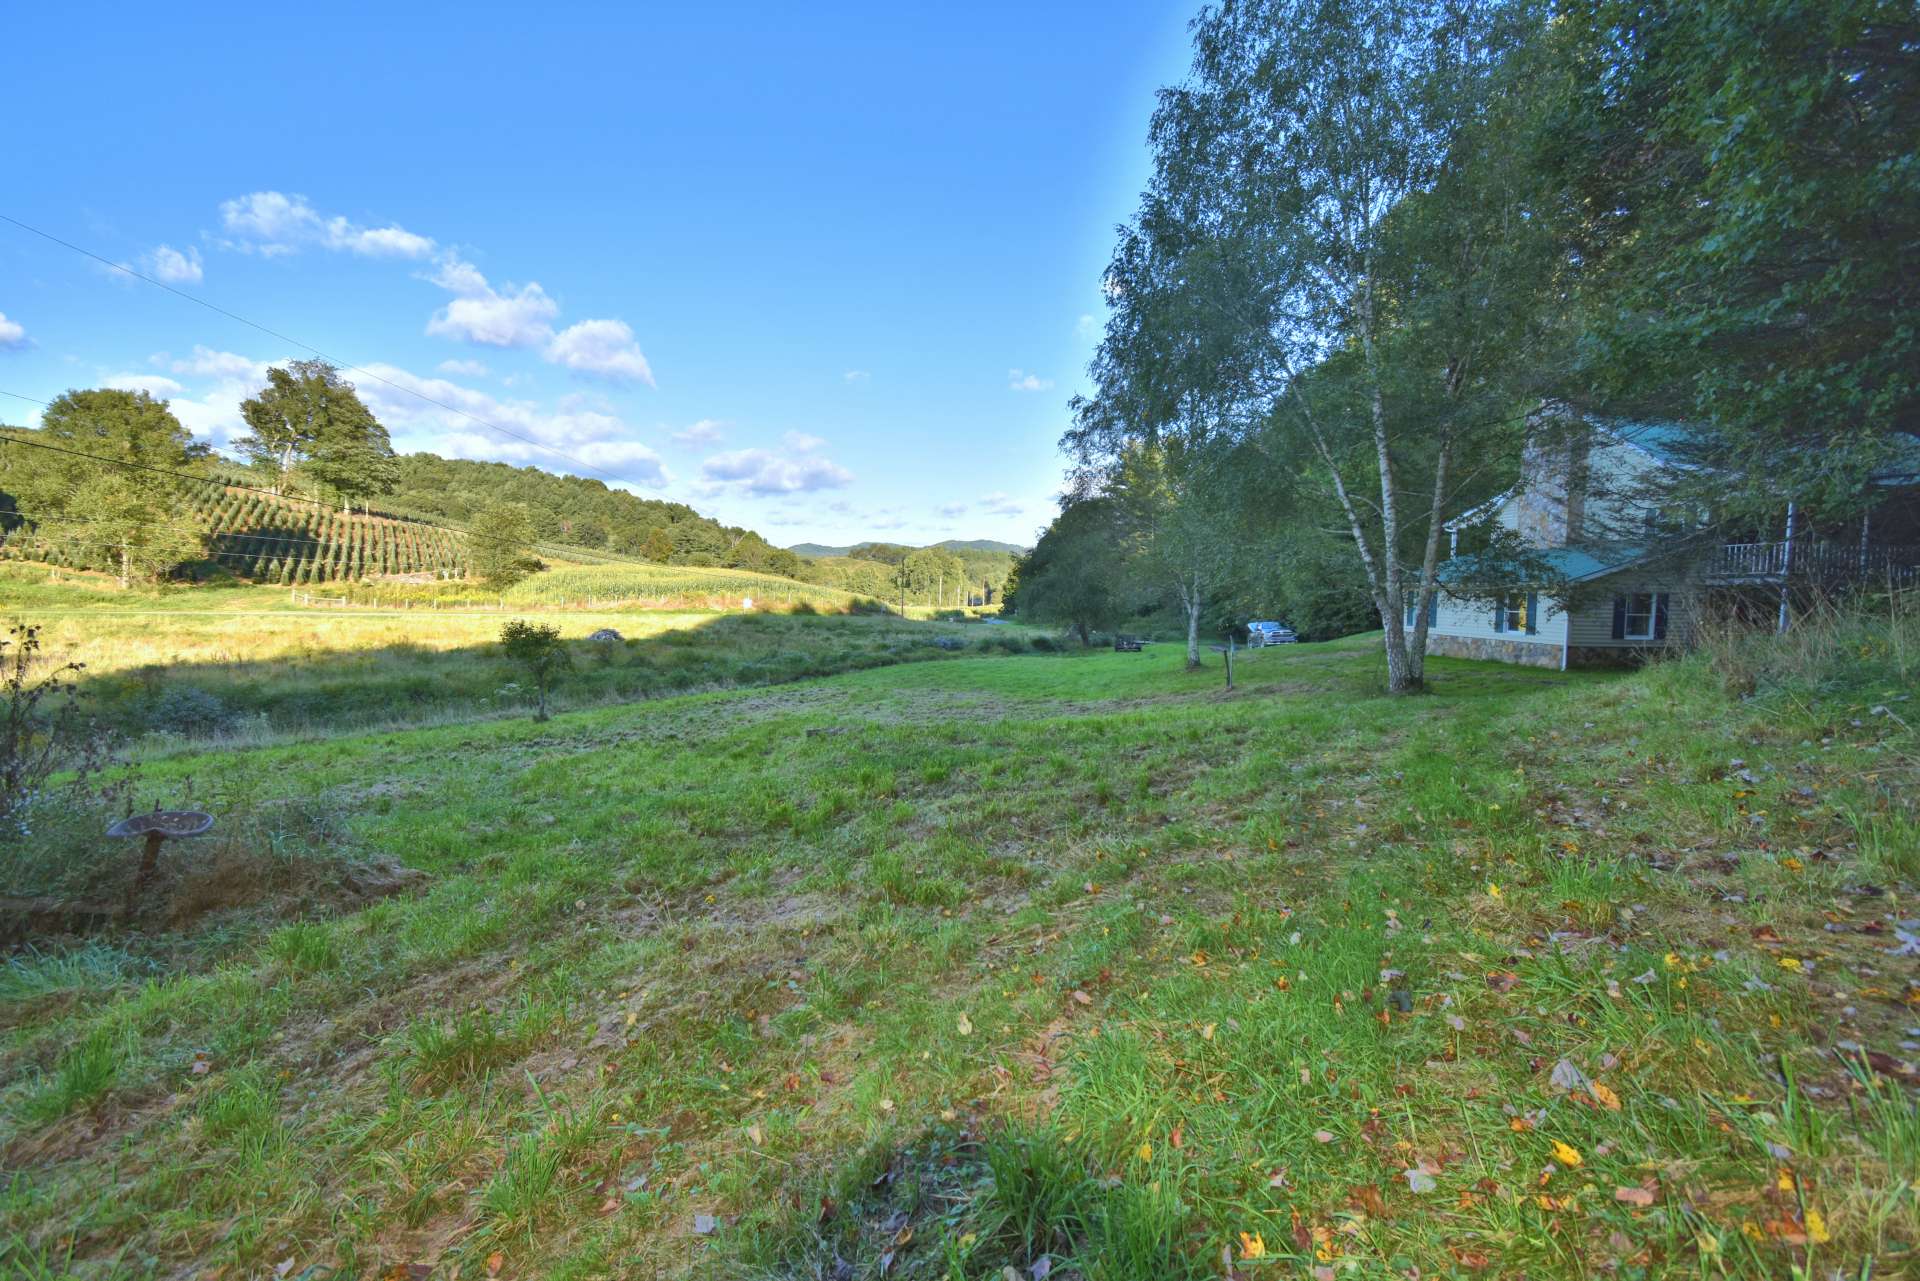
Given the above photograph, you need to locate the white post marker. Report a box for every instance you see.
[742,596,753,610]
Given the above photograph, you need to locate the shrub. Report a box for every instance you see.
[148,685,235,738]
[1029,634,1060,653]
[499,620,570,721]
[1696,588,1917,704]
[2,623,96,829]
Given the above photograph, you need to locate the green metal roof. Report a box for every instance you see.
[1438,544,1650,587]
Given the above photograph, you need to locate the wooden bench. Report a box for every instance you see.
[1113,635,1144,652]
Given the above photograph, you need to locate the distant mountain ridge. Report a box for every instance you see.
[790,538,1027,558]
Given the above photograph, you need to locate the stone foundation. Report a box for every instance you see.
[1426,633,1562,668]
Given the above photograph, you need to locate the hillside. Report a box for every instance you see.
[1,429,809,585]
[377,454,800,575]
[4,610,1913,1277]
[790,538,1026,557]
[789,538,1026,606]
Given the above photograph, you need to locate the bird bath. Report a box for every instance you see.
[108,808,215,907]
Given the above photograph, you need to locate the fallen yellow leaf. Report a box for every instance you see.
[1779,956,1803,971]
[956,1012,973,1036]
[1238,1231,1265,1259]
[1550,1140,1583,1167]
[1590,1081,1621,1111]
[1136,1141,1153,1162]
[1201,1022,1216,1041]
[1805,1208,1830,1244]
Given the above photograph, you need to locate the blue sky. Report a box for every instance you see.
[0,3,1197,548]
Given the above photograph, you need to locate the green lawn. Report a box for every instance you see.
[1,625,1915,1279]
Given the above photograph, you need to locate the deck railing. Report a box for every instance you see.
[1709,540,1920,584]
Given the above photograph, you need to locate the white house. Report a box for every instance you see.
[1420,408,1920,669]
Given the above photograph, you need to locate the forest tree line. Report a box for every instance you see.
[1007,0,1917,689]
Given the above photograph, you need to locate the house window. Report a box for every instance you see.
[1492,592,1539,635]
[1611,591,1670,641]
[1403,594,1439,629]
[1622,592,1655,639]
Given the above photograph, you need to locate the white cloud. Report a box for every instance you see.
[436,358,489,377]
[149,350,283,449]
[219,191,435,260]
[843,369,870,383]
[169,345,265,379]
[425,255,490,295]
[0,312,25,348]
[425,271,559,348]
[701,447,852,496]
[219,191,316,251]
[1076,313,1098,338]
[325,219,435,258]
[105,374,186,398]
[1008,369,1054,392]
[979,491,1025,517]
[782,431,825,453]
[212,192,658,386]
[349,362,668,486]
[545,318,654,385]
[935,502,969,518]
[424,256,654,385]
[147,244,203,284]
[673,419,726,447]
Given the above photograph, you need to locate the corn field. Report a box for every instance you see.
[500,564,861,608]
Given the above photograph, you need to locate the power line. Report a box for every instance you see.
[0,211,667,495]
[0,400,357,512]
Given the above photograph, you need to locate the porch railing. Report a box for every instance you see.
[1709,540,1920,584]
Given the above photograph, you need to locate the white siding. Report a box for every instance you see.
[1430,592,1569,645]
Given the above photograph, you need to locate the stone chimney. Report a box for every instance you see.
[1514,407,1590,547]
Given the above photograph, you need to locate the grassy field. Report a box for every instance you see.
[1,607,1916,1279]
[0,568,1029,745]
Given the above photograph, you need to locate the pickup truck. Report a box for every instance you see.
[1246,621,1297,647]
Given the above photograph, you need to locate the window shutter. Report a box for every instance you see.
[1427,594,1439,628]
[1493,601,1504,633]
[1611,595,1626,640]
[1654,592,1669,640]
[1525,592,1539,635]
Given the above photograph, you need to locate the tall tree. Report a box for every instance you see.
[1078,0,1555,692]
[1010,497,1128,644]
[1107,441,1242,669]
[236,360,396,509]
[468,502,543,588]
[1546,0,1920,521]
[640,526,674,563]
[5,389,206,587]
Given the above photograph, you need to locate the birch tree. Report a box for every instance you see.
[1082,0,1558,692]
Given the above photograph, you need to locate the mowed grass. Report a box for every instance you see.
[0,567,1035,745]
[0,626,1915,1279]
